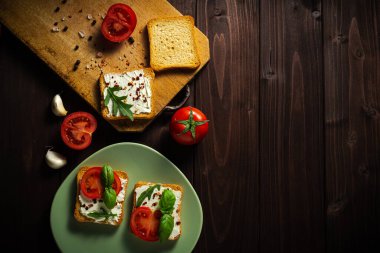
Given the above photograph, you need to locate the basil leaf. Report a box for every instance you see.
[136,184,161,207]
[159,214,174,241]
[159,189,176,214]
[106,86,134,121]
[101,165,114,188]
[103,187,117,209]
[87,210,116,220]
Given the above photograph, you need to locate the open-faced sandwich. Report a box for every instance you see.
[74,165,128,226]
[99,68,155,122]
[130,181,183,241]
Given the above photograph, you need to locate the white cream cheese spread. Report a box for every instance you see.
[79,178,128,225]
[135,184,182,239]
[103,70,152,116]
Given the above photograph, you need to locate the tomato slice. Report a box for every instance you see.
[80,167,122,199]
[60,112,97,150]
[130,207,161,241]
[101,3,137,42]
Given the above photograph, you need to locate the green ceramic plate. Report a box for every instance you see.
[50,142,203,253]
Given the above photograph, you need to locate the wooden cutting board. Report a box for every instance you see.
[0,0,210,132]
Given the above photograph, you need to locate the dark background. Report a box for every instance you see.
[1,0,379,252]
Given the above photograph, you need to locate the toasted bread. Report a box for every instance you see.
[132,181,183,240]
[74,166,128,226]
[147,16,200,72]
[99,68,155,121]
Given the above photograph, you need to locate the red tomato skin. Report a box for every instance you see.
[80,167,122,199]
[60,111,97,150]
[101,3,137,43]
[169,107,209,145]
[130,207,160,242]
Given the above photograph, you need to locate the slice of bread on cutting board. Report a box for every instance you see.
[74,166,129,226]
[99,68,155,121]
[147,16,200,72]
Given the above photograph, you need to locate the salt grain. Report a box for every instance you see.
[87,14,92,20]
[51,27,60,32]
[96,52,103,58]
[61,17,66,21]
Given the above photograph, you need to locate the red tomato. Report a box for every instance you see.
[101,3,137,42]
[60,112,97,150]
[170,106,209,145]
[130,207,161,242]
[80,167,122,199]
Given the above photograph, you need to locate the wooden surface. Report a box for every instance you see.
[0,0,210,132]
[1,0,379,252]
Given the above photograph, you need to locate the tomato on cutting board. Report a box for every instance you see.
[130,207,161,241]
[101,3,137,42]
[80,167,122,199]
[170,106,209,145]
[60,111,97,150]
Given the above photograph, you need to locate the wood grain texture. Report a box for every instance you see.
[0,0,210,132]
[259,0,325,252]
[323,0,380,252]
[194,0,260,252]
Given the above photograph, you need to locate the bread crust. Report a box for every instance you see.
[74,166,128,226]
[147,16,201,72]
[99,68,155,121]
[132,181,183,240]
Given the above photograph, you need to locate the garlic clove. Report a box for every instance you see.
[45,149,67,169]
[51,94,68,116]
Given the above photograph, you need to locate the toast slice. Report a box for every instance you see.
[99,68,155,121]
[74,166,128,226]
[132,181,183,240]
[147,16,200,72]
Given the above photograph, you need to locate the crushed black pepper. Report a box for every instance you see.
[73,59,81,71]
[79,9,83,13]
[62,26,68,32]
[54,22,58,26]
[128,37,135,44]
[88,36,93,41]
[68,15,72,18]
[74,45,79,51]
[61,0,67,4]
[91,20,97,26]
[54,7,60,13]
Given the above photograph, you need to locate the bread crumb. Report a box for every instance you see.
[78,31,85,38]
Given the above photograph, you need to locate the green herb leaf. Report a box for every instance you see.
[105,86,134,121]
[136,184,161,207]
[159,214,174,242]
[101,165,114,188]
[103,187,117,209]
[87,208,117,220]
[159,189,176,214]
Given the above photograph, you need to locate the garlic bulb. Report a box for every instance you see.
[51,94,68,116]
[45,149,67,169]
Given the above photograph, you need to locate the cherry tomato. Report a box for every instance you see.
[170,106,209,145]
[60,112,97,150]
[130,207,161,242]
[80,167,122,199]
[101,3,137,42]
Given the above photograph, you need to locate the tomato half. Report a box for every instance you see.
[130,207,161,242]
[101,3,137,42]
[80,167,122,199]
[60,112,97,150]
[169,106,209,145]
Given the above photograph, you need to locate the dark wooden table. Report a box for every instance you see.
[1,0,379,252]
